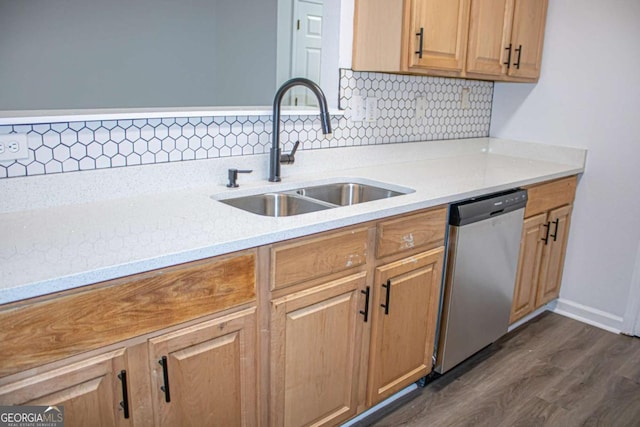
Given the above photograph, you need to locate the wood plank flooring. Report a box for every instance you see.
[368,312,640,427]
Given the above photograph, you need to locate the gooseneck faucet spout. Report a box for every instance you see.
[269,78,332,182]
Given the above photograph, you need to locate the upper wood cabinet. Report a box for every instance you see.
[408,0,471,74]
[510,176,577,323]
[353,0,548,82]
[353,0,470,77]
[466,0,548,81]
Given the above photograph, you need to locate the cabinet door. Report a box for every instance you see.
[0,349,131,427]
[510,213,547,323]
[270,273,367,427]
[368,247,444,405]
[508,0,548,79]
[409,0,471,72]
[466,0,514,76]
[536,205,572,307]
[148,308,257,427]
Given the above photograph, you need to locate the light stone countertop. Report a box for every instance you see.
[0,138,587,305]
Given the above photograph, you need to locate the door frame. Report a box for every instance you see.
[622,241,640,336]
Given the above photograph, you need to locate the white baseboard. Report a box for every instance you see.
[551,298,624,334]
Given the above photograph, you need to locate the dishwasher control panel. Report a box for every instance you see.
[450,189,528,226]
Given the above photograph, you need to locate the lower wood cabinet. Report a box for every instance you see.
[148,307,257,427]
[536,204,572,306]
[510,213,546,321]
[268,206,448,425]
[2,206,453,426]
[510,176,576,323]
[367,247,444,405]
[0,250,257,426]
[269,273,367,427]
[0,349,131,427]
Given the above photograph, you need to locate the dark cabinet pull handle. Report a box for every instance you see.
[415,27,424,58]
[380,279,391,315]
[117,370,130,419]
[550,218,560,242]
[360,286,371,322]
[159,356,171,403]
[514,44,523,69]
[541,221,551,245]
[504,43,512,68]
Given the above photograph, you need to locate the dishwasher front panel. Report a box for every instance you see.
[436,207,524,374]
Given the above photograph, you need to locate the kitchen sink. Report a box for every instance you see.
[295,183,406,206]
[219,193,332,217]
[216,181,414,217]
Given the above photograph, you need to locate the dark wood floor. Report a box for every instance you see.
[369,312,640,427]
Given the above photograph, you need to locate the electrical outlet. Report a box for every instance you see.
[0,133,29,162]
[350,95,366,122]
[415,96,427,121]
[365,97,379,122]
[461,87,471,110]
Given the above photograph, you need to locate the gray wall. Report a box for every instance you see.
[0,0,277,110]
[491,0,640,326]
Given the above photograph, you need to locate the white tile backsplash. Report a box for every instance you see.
[0,70,493,180]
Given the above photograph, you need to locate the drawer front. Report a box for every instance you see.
[525,175,577,217]
[0,251,256,377]
[271,227,369,290]
[376,206,447,259]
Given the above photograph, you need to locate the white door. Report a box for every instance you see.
[290,0,323,106]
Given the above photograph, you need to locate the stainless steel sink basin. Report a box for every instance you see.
[216,180,414,217]
[219,193,332,217]
[295,183,406,206]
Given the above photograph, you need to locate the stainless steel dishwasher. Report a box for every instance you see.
[435,189,527,374]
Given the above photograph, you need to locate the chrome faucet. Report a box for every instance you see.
[269,78,332,182]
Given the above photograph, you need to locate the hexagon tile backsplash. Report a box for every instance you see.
[0,70,493,179]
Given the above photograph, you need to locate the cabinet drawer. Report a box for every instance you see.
[525,176,577,217]
[376,207,447,259]
[0,251,256,377]
[271,227,368,290]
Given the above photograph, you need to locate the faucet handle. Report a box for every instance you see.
[227,168,253,188]
[280,140,300,165]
